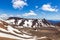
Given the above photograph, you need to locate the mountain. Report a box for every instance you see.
[0,17,60,40]
[0,19,34,40]
[5,17,55,28]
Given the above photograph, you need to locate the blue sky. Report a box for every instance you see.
[0,0,60,20]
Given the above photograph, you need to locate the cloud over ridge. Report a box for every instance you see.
[23,10,37,16]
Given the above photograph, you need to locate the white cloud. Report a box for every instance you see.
[0,14,9,19]
[12,0,27,9]
[0,14,8,18]
[0,14,14,17]
[0,14,21,19]
[23,10,37,16]
[41,4,58,12]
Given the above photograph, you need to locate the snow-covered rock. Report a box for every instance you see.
[5,17,55,28]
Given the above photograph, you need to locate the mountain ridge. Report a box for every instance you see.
[0,17,60,40]
[5,17,54,28]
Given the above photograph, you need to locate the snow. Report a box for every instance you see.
[0,32,37,40]
[0,26,37,40]
[0,28,8,32]
[0,32,20,39]
[17,26,24,28]
[5,19,15,24]
[0,31,48,40]
[7,25,20,33]
[4,18,54,28]
[0,18,56,40]
[23,20,33,28]
[50,25,55,27]
[17,19,22,25]
[0,25,33,38]
[38,36,47,39]
[0,32,47,40]
[0,25,37,40]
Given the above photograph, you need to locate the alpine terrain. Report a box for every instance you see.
[0,17,60,40]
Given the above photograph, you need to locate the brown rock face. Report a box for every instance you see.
[0,20,9,30]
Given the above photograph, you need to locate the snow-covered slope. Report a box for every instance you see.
[5,17,55,28]
[0,20,36,40]
[0,17,56,40]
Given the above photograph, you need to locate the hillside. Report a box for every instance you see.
[0,17,60,40]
